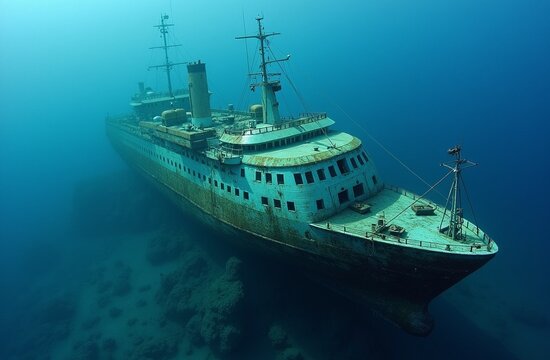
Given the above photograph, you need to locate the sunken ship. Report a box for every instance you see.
[106,15,498,335]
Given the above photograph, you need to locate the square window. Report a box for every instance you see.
[274,199,281,208]
[350,157,358,169]
[337,159,350,175]
[235,188,240,196]
[208,178,212,184]
[227,186,232,193]
[305,171,314,184]
[215,180,218,187]
[353,183,365,197]
[266,173,272,184]
[338,189,349,204]
[317,168,326,181]
[255,171,262,182]
[287,201,296,211]
[240,168,245,177]
[316,199,325,210]
[357,154,365,166]
[193,170,196,176]
[261,196,269,206]
[277,174,285,184]
[372,175,378,185]
[328,165,337,177]
[294,173,304,185]
[244,191,249,200]
[362,151,369,163]
[221,183,225,190]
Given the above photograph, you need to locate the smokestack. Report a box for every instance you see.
[187,61,212,128]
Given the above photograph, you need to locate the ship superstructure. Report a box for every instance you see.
[106,16,498,335]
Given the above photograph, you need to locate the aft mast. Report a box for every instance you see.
[236,16,290,125]
[149,14,186,98]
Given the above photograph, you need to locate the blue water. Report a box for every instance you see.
[1,0,549,359]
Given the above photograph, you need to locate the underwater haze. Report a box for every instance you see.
[1,0,549,359]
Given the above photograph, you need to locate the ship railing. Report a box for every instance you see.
[131,88,188,102]
[383,184,496,251]
[322,222,494,253]
[209,144,243,159]
[105,114,145,136]
[106,113,135,122]
[211,108,251,117]
[223,112,327,136]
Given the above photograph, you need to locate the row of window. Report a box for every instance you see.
[259,182,366,212]
[131,140,368,213]
[241,129,326,152]
[132,142,239,196]
[260,196,296,211]
[251,151,370,186]
[137,139,236,175]
[135,137,375,194]
[209,177,251,200]
[337,183,366,205]
[246,193,357,212]
[130,141,259,207]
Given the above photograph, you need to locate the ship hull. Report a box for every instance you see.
[107,125,494,336]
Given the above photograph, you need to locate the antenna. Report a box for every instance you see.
[148,14,187,97]
[236,16,290,124]
[439,146,478,240]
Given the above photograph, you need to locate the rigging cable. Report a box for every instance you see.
[330,101,446,200]
[460,174,479,232]
[266,43,337,148]
[267,44,309,112]
[242,10,252,74]
[383,169,453,227]
[237,43,260,111]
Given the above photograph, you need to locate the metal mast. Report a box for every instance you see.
[236,16,290,125]
[148,14,186,98]
[439,146,477,240]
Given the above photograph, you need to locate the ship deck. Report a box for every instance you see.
[242,131,361,167]
[311,185,497,255]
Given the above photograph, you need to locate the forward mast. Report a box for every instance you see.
[439,146,478,240]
